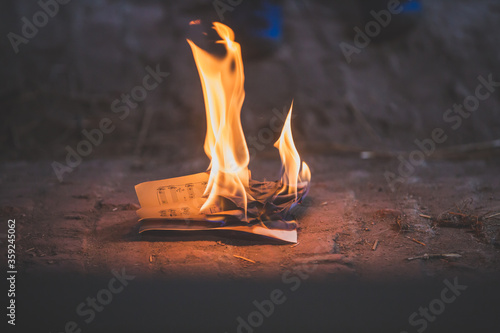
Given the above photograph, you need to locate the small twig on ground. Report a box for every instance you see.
[233,255,256,264]
[405,236,426,246]
[419,214,432,219]
[485,212,500,220]
[449,212,467,217]
[372,239,379,251]
[407,253,461,261]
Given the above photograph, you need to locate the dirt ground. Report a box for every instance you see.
[2,153,499,279]
[2,154,500,332]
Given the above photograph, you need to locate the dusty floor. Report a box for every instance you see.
[2,154,499,279]
[2,154,500,332]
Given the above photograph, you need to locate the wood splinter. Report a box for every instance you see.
[485,212,500,220]
[405,236,426,246]
[233,255,256,264]
[407,253,462,261]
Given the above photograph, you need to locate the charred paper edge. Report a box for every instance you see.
[138,220,298,243]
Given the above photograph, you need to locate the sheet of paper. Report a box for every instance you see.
[134,172,298,243]
[135,172,221,220]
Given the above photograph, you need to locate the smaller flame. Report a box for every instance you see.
[274,102,311,200]
[300,161,311,185]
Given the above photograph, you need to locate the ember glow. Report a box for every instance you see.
[187,22,310,220]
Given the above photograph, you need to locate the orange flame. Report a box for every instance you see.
[187,23,250,217]
[187,22,310,218]
[274,102,311,199]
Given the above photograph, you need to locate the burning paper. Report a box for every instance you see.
[135,22,311,243]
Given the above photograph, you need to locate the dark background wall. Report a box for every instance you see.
[1,0,499,161]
